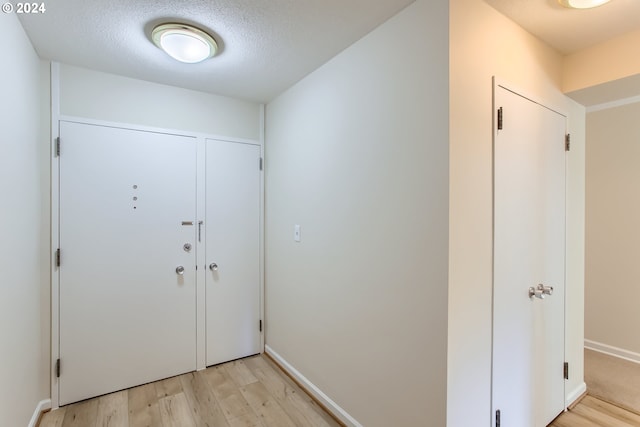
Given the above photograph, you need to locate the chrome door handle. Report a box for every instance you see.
[538,284,553,296]
[176,266,185,275]
[209,263,218,271]
[529,286,544,300]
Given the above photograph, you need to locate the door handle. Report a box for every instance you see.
[209,263,218,271]
[529,284,554,299]
[176,266,185,275]
[529,286,544,300]
[538,284,553,296]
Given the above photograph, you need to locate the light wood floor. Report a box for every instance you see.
[585,348,640,415]
[550,395,640,427]
[39,354,342,427]
[41,356,640,427]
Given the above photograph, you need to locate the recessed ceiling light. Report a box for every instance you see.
[557,0,611,9]
[152,23,218,63]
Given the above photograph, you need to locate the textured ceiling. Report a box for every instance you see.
[18,0,415,102]
[484,0,640,54]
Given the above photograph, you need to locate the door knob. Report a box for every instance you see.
[538,284,553,296]
[209,263,218,271]
[176,266,185,275]
[529,286,544,300]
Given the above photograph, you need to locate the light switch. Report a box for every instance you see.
[294,224,301,242]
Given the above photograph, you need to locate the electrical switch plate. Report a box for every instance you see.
[294,224,301,242]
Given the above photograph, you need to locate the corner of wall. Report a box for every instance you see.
[0,12,51,427]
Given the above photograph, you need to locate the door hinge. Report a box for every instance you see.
[55,248,61,267]
[565,134,571,151]
[259,157,263,171]
[564,362,569,380]
[497,107,503,130]
[56,359,61,378]
[55,137,61,157]
[259,320,263,332]
[495,409,501,427]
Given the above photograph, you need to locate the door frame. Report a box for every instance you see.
[49,62,265,409]
[491,77,569,424]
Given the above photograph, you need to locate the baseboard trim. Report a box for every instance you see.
[566,382,587,408]
[585,339,640,365]
[264,345,362,427]
[29,399,51,427]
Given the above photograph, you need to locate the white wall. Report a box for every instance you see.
[0,13,50,426]
[563,28,640,95]
[585,100,640,355]
[449,0,586,425]
[264,1,449,425]
[59,64,262,140]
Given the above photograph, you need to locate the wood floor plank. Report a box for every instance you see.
[585,349,640,415]
[179,371,230,427]
[224,359,259,387]
[158,392,196,427]
[581,395,640,424]
[240,382,297,427]
[201,364,262,426]
[226,412,265,427]
[39,408,66,427]
[572,404,637,427]
[246,356,339,427]
[225,395,265,427]
[155,375,184,399]
[261,355,341,427]
[95,391,128,427]
[203,365,242,398]
[128,382,162,427]
[551,396,640,427]
[61,398,99,427]
[244,357,288,400]
[550,411,600,427]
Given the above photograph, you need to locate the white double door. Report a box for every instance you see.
[58,121,261,405]
[492,84,566,427]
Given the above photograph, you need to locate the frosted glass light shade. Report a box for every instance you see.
[152,23,218,63]
[558,0,611,9]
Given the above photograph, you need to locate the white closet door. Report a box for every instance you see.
[492,85,566,427]
[59,121,197,405]
[205,139,261,366]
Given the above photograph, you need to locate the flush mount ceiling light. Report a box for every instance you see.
[557,0,611,9]
[152,23,218,63]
